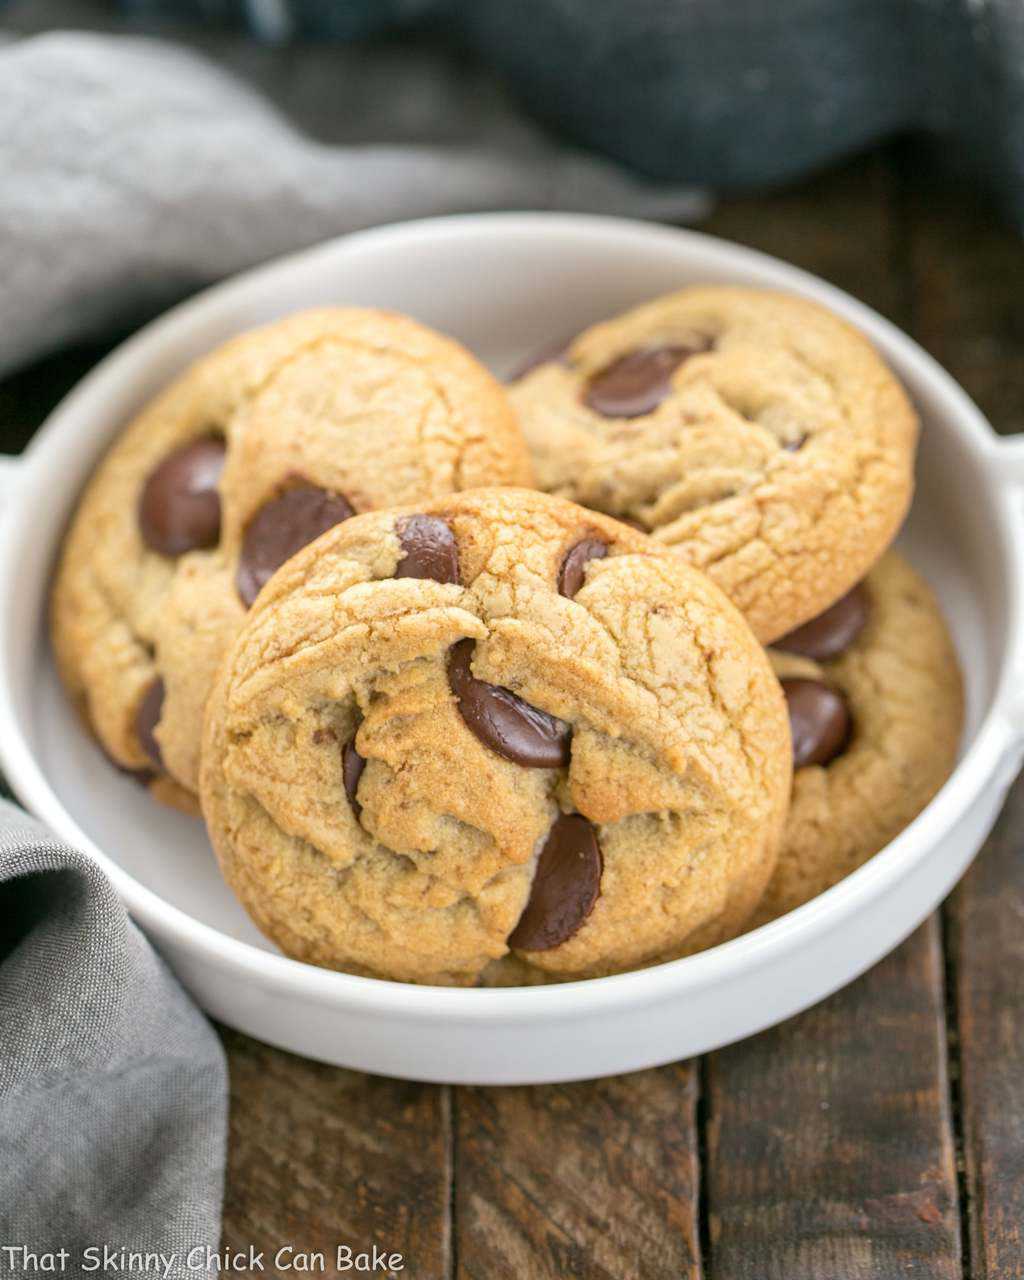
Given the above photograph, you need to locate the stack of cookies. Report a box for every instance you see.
[51,287,962,986]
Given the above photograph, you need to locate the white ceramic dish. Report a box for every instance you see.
[2,214,1023,1085]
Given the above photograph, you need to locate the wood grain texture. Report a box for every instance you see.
[453,1064,702,1280]
[219,1029,451,1278]
[900,149,1024,441]
[705,919,961,1279]
[948,776,1024,1280]
[701,150,903,323]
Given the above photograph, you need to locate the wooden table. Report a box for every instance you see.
[4,142,1022,1279]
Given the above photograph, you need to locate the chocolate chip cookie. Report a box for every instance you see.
[51,308,533,806]
[510,286,918,642]
[200,488,791,985]
[751,551,962,924]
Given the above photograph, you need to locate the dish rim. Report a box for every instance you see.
[2,210,1023,1021]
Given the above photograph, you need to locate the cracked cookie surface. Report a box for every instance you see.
[482,550,963,986]
[200,488,791,985]
[510,286,918,642]
[752,550,963,924]
[51,308,532,807]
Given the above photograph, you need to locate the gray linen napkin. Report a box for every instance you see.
[11,0,1024,230]
[0,800,226,1277]
[0,6,706,375]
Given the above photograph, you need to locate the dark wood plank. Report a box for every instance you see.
[454,1063,702,1280]
[948,775,1024,1280]
[706,920,961,1279]
[219,1029,451,1279]
[899,147,1024,442]
[702,150,903,323]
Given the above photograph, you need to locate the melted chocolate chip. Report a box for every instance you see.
[342,736,366,816]
[395,515,460,584]
[447,639,571,768]
[236,483,354,607]
[138,436,226,556]
[507,335,575,382]
[583,341,708,419]
[508,813,603,950]
[776,583,871,663]
[135,678,165,770]
[558,537,608,599]
[782,678,852,769]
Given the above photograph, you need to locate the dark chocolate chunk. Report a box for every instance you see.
[776,583,871,663]
[583,342,707,418]
[782,677,852,769]
[509,813,603,950]
[447,639,570,768]
[558,537,608,599]
[395,515,460,584]
[342,736,366,816]
[135,678,165,770]
[236,483,354,607]
[138,436,226,556]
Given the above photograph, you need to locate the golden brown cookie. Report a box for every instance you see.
[751,551,963,924]
[200,488,791,985]
[482,551,963,985]
[51,308,532,805]
[510,286,918,642]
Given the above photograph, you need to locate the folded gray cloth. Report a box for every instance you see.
[0,2,706,375]
[0,0,1020,374]
[19,0,1022,221]
[0,801,226,1279]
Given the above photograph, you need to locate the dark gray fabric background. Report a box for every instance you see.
[0,0,707,373]
[0,0,1020,370]
[86,0,1024,217]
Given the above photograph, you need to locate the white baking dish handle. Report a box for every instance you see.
[996,432,1024,486]
[990,432,1024,785]
[0,455,19,525]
